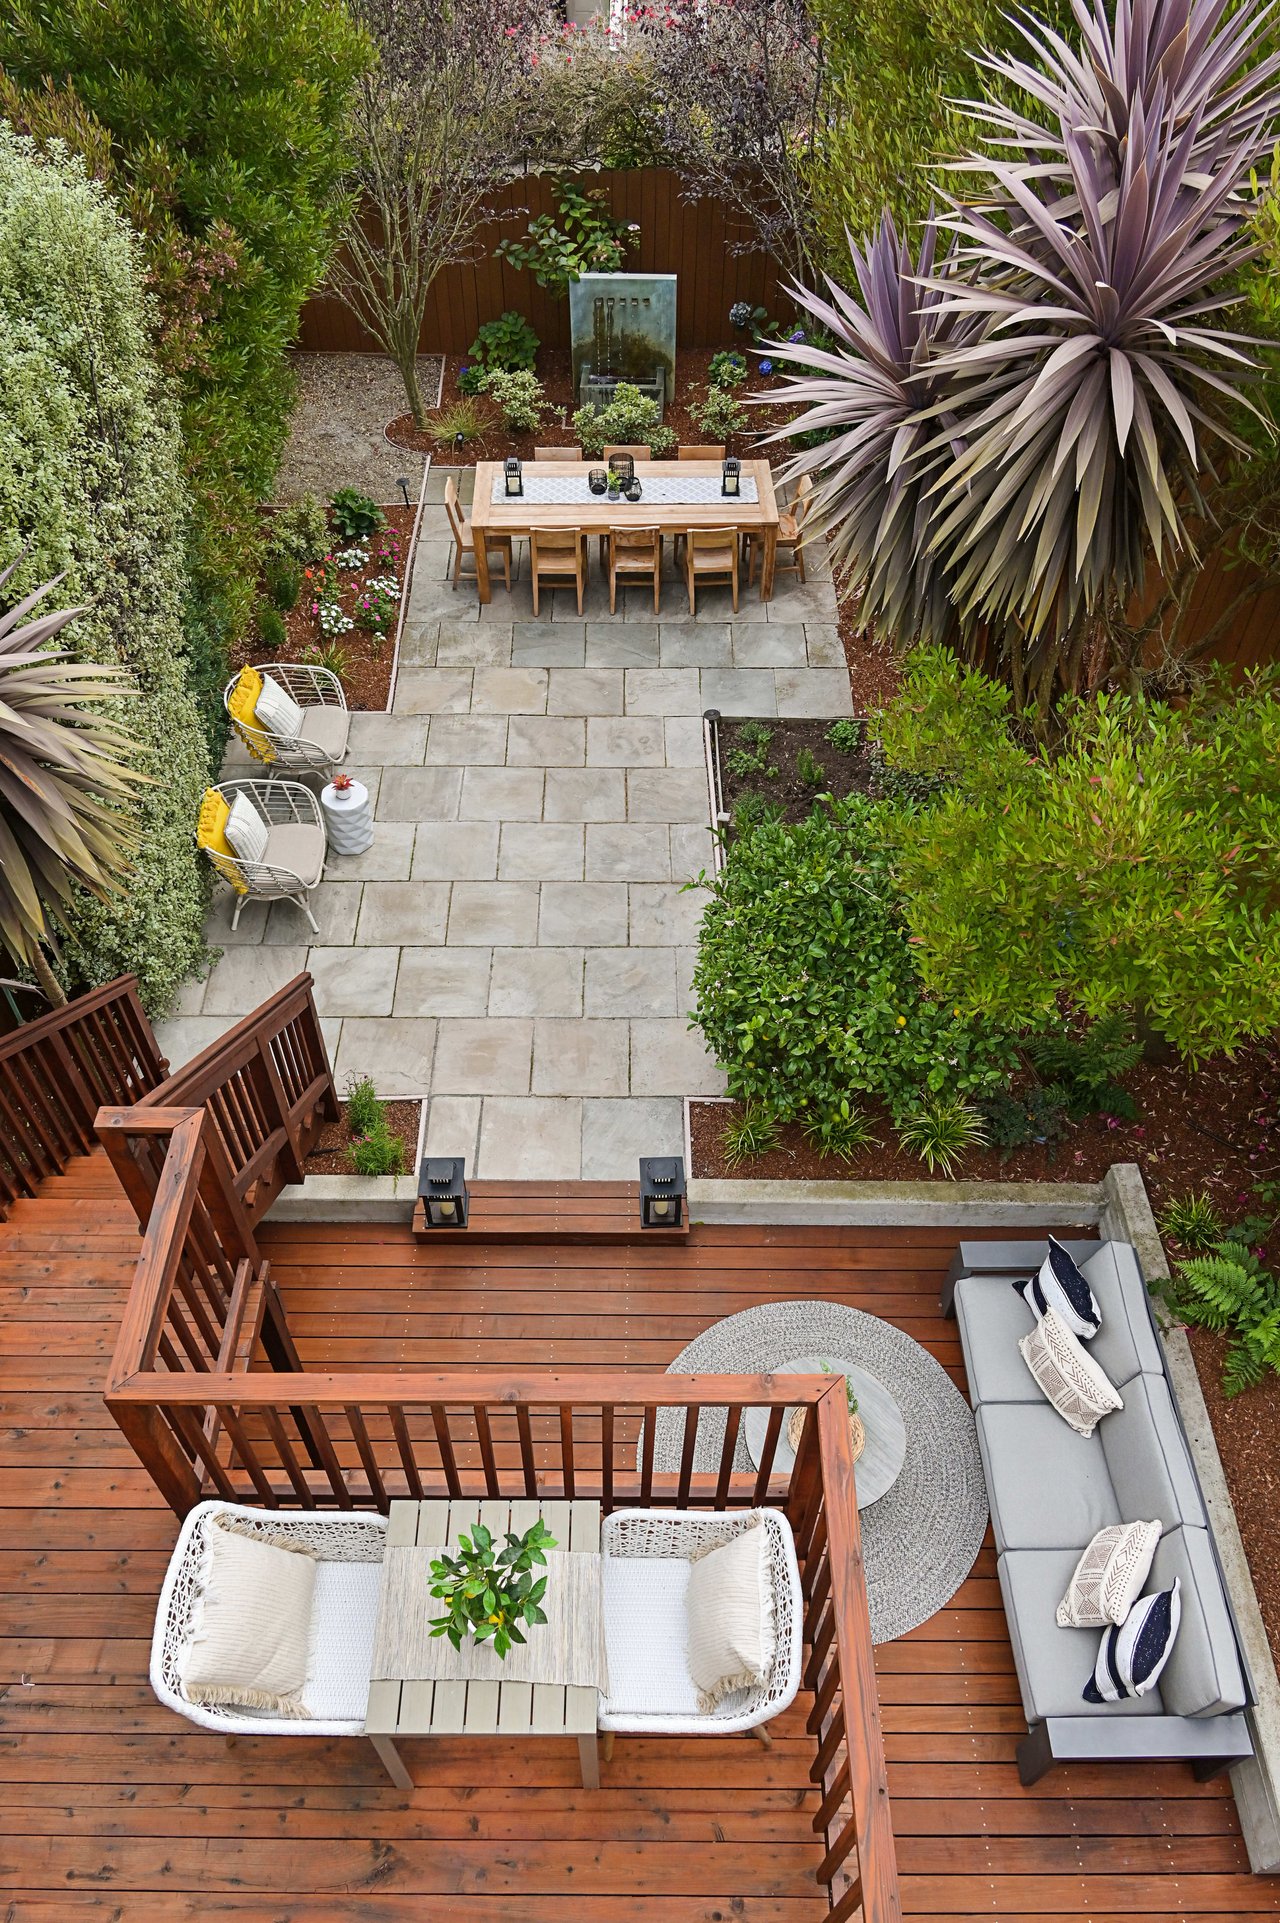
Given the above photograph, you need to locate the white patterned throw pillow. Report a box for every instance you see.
[1056,1520,1162,1627]
[255,673,305,740]
[223,791,269,866]
[1015,1235,1102,1340]
[1084,1580,1181,1703]
[1019,1309,1123,1436]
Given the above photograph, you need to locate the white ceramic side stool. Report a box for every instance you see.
[320,778,373,856]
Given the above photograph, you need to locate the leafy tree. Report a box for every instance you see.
[0,0,371,740]
[0,128,211,1010]
[333,0,539,428]
[877,648,1280,1061]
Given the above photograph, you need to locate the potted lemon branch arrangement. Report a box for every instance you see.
[428,1518,556,1659]
[788,1361,864,1463]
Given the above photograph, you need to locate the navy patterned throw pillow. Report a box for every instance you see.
[1084,1580,1182,1704]
[1015,1235,1102,1341]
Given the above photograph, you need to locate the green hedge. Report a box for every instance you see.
[0,128,210,1012]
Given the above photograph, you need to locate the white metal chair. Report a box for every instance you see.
[150,1500,387,1739]
[223,663,350,777]
[200,779,328,933]
[598,1507,802,1740]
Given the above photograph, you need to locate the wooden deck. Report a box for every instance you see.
[1,1150,1277,1920]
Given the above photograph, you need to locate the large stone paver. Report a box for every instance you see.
[158,476,852,1177]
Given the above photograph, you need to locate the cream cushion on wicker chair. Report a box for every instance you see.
[599,1508,801,1736]
[296,704,351,762]
[263,822,326,889]
[686,1522,776,1709]
[180,1521,317,1713]
[224,791,269,866]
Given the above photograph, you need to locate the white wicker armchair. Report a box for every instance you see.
[150,1500,387,1738]
[224,663,351,775]
[201,779,328,932]
[599,1507,802,1738]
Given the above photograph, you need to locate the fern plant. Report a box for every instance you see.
[1171,1242,1280,1396]
[1027,1014,1142,1122]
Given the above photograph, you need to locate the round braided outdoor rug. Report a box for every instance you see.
[649,1300,988,1643]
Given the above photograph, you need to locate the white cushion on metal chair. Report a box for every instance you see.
[224,791,269,866]
[299,704,351,762]
[599,1507,802,1735]
[256,674,306,738]
[263,822,326,888]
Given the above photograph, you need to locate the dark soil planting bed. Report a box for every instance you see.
[303,1098,421,1176]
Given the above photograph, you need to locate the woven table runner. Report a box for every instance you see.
[489,472,759,506]
[371,1545,607,1689]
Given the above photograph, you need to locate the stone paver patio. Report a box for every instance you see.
[158,467,852,1178]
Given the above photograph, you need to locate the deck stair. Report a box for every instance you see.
[411,1178,689,1244]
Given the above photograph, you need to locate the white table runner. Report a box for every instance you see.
[490,472,759,506]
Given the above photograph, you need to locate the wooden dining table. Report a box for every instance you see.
[468,457,781,605]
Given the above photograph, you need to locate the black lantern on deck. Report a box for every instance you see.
[721,456,742,498]
[588,467,608,495]
[639,1155,686,1230]
[504,457,523,498]
[608,453,635,484]
[418,1156,469,1228]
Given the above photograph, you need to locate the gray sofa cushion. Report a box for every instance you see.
[976,1403,1118,1551]
[1100,1375,1205,1531]
[997,1549,1165,1720]
[1081,1242,1164,1386]
[1152,1527,1247,1718]
[954,1277,1046,1404]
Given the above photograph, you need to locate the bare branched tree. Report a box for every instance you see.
[332,0,543,427]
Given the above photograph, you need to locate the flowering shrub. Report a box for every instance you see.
[0,130,211,1012]
[573,383,675,458]
[333,544,370,571]
[692,794,1020,1134]
[480,367,547,434]
[317,601,354,637]
[356,576,400,642]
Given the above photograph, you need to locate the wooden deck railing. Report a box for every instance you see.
[0,975,165,1213]
[103,1108,901,1923]
[98,972,337,1230]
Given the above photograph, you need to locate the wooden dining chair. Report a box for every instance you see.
[602,444,650,464]
[607,527,663,615]
[746,473,813,587]
[444,475,513,592]
[684,526,739,615]
[530,527,588,617]
[534,445,584,461]
[678,445,726,460]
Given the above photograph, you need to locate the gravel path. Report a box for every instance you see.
[275,351,444,505]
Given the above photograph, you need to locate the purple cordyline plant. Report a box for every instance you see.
[758,0,1280,703]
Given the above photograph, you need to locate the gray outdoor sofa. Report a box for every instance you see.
[943,1237,1254,1785]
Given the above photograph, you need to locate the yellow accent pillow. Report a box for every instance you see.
[227,665,273,763]
[197,788,249,894]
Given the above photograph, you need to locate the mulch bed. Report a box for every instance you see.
[718,715,888,827]
[237,504,418,713]
[386,348,797,466]
[303,1098,422,1176]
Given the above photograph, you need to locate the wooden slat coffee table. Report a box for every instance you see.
[364,1497,605,1790]
[468,458,780,603]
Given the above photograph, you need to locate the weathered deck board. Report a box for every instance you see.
[0,1151,1274,1919]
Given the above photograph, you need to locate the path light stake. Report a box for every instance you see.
[418,1156,469,1228]
[504,457,523,498]
[639,1155,685,1229]
[397,476,412,510]
[721,456,741,498]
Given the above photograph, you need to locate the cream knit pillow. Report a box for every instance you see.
[179,1519,317,1714]
[1056,1520,1162,1627]
[685,1523,776,1711]
[1019,1308,1123,1437]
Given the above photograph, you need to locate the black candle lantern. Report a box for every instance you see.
[588,467,608,495]
[721,456,742,498]
[418,1156,469,1229]
[608,453,634,484]
[639,1155,686,1230]
[504,457,523,498]
[625,477,643,502]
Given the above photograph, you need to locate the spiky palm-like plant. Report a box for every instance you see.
[759,211,978,649]
[762,0,1280,705]
[0,562,147,1005]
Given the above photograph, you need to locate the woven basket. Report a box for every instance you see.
[787,1405,865,1462]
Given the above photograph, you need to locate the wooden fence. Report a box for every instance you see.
[0,976,165,1214]
[299,168,788,357]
